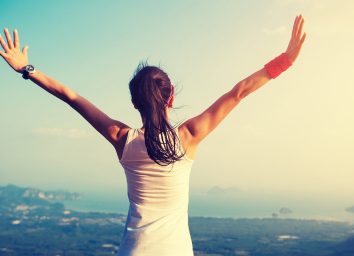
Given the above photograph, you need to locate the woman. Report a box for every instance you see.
[0,15,306,256]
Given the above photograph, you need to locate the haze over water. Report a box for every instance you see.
[59,187,354,224]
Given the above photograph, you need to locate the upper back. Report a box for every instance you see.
[118,126,195,208]
[115,125,197,162]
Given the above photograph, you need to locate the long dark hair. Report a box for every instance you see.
[129,61,186,166]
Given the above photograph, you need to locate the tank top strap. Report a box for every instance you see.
[126,128,137,144]
[119,128,139,163]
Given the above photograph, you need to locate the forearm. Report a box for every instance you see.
[231,67,271,100]
[26,69,77,103]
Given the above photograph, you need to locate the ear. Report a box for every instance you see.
[167,95,174,108]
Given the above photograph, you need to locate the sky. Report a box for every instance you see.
[1,0,353,205]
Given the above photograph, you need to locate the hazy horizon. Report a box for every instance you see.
[1,0,353,212]
[2,182,354,224]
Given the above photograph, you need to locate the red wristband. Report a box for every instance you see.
[264,52,292,79]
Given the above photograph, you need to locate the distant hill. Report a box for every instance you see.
[279,207,293,215]
[271,207,293,219]
[0,184,125,255]
[345,206,354,213]
[0,183,81,202]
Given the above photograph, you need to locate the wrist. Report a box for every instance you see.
[16,62,29,73]
[21,64,36,80]
[264,52,292,79]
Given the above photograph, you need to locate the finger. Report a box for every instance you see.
[4,28,14,49]
[13,29,20,49]
[0,34,10,52]
[22,45,28,57]
[300,32,306,45]
[0,50,9,59]
[296,18,304,41]
[291,15,299,39]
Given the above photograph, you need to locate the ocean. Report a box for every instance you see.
[62,189,354,223]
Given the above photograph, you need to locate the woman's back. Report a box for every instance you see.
[117,126,195,256]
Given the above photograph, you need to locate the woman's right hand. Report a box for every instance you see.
[285,15,306,64]
[0,28,29,73]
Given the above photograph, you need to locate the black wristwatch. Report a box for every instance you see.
[22,64,36,80]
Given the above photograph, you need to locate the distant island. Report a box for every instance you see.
[272,207,293,219]
[345,206,354,213]
[0,184,354,256]
[0,184,81,202]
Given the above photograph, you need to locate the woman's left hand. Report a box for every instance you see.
[0,28,29,73]
[285,15,306,64]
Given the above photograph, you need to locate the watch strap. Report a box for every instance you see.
[22,65,35,80]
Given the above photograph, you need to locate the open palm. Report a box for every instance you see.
[286,15,306,64]
[0,28,28,73]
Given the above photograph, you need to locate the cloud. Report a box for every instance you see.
[207,185,241,196]
[32,127,93,139]
[262,25,288,35]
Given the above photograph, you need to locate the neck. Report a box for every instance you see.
[140,108,170,130]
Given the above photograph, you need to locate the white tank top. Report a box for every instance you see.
[117,127,195,256]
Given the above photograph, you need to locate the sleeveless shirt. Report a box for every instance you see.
[117,127,195,256]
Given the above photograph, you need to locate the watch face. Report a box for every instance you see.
[26,65,35,73]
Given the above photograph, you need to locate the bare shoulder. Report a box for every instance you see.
[113,124,131,160]
[107,119,130,148]
[108,120,131,142]
[178,124,198,161]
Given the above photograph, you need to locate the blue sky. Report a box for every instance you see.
[1,0,353,206]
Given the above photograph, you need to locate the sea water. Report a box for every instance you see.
[62,189,354,223]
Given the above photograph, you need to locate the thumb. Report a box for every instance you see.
[22,45,28,57]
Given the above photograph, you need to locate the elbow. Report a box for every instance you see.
[63,89,78,104]
[232,82,246,102]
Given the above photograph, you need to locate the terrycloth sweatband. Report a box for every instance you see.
[264,52,292,79]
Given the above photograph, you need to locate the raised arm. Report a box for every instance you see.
[0,28,128,145]
[181,15,306,145]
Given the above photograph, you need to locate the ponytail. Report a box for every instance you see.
[129,62,186,166]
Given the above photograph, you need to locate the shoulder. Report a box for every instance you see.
[108,120,131,143]
[178,124,198,160]
[177,125,189,142]
[178,122,198,146]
